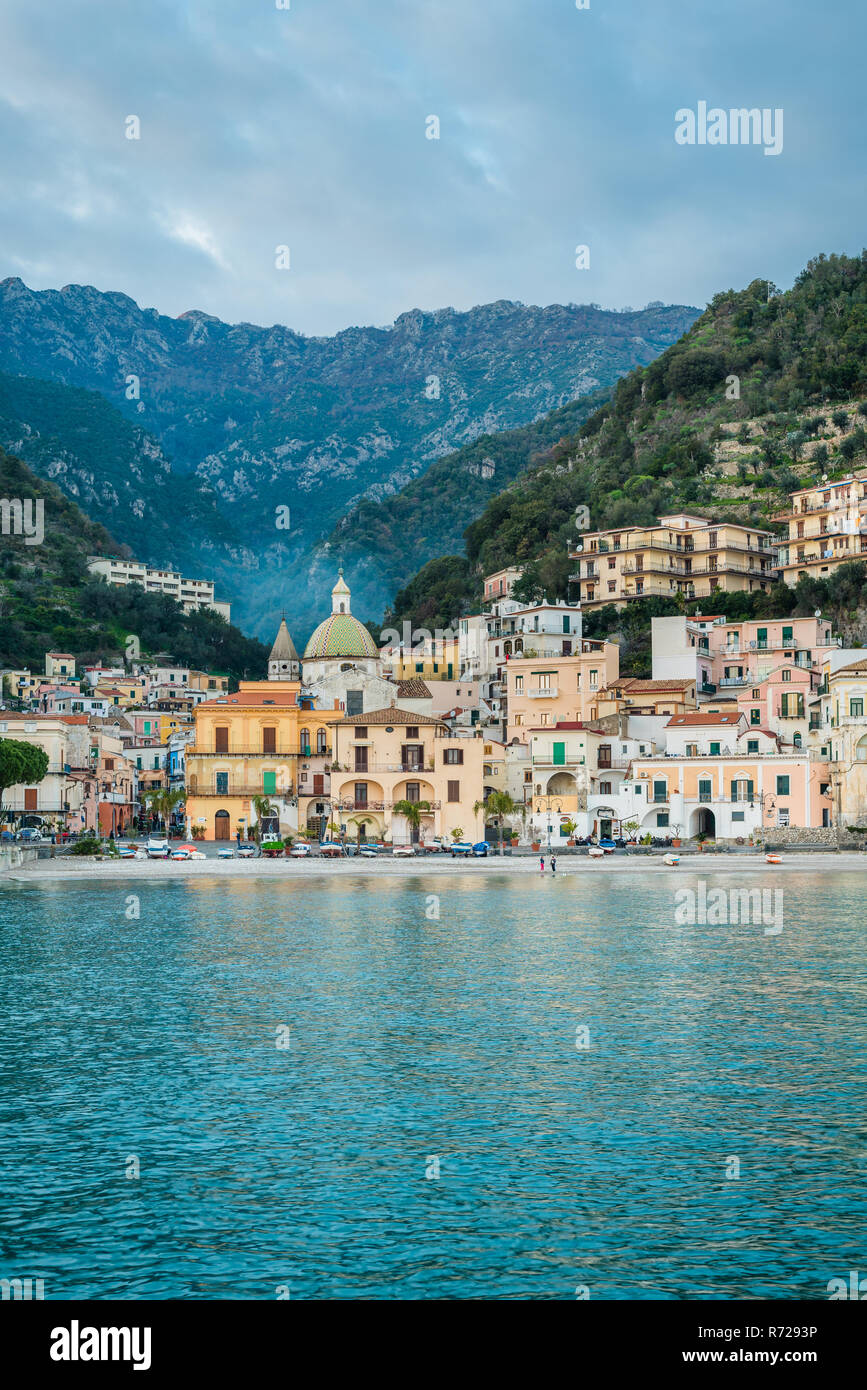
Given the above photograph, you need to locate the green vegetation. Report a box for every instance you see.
[0,737,49,809]
[387,251,867,655]
[0,446,268,682]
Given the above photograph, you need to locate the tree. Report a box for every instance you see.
[141,787,185,833]
[0,738,49,818]
[391,799,431,845]
[347,814,375,843]
[251,794,276,842]
[473,790,518,853]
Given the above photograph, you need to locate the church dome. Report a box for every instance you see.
[303,613,378,660]
[303,569,378,660]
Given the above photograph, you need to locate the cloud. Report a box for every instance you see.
[0,0,864,334]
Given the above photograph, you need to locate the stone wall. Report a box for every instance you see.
[760,825,840,849]
[0,845,38,873]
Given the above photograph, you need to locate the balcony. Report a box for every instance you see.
[719,676,749,687]
[596,758,632,770]
[527,687,559,698]
[191,749,308,759]
[532,755,585,766]
[192,785,294,798]
[335,799,441,812]
[775,708,805,720]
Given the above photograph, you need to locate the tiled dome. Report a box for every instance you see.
[303,613,378,660]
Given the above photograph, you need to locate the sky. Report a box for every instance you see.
[0,0,865,336]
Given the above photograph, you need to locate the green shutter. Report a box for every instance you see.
[552,742,566,766]
[782,626,793,643]
[263,771,276,795]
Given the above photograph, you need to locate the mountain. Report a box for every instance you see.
[0,372,246,598]
[0,446,267,681]
[0,277,699,637]
[386,252,867,659]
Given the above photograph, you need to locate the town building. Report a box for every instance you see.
[774,472,867,585]
[86,555,231,620]
[651,614,842,696]
[570,514,778,609]
[505,639,620,740]
[329,709,485,846]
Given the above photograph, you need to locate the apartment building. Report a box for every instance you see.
[87,555,231,620]
[506,640,620,740]
[570,513,778,610]
[651,614,841,695]
[775,472,867,585]
[0,714,136,834]
[184,681,345,841]
[330,708,485,846]
[813,656,867,827]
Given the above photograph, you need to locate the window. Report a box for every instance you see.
[747,739,759,754]
[599,781,612,795]
[346,690,363,717]
[354,783,368,807]
[709,742,720,756]
[751,689,760,700]
[750,708,761,726]
[104,757,115,771]
[552,742,566,765]
[215,726,229,753]
[444,748,463,765]
[300,728,311,755]
[447,780,460,803]
[216,772,229,794]
[262,726,276,754]
[699,777,712,802]
[263,770,277,795]
[850,699,864,718]
[354,726,367,740]
[590,670,598,689]
[731,810,745,822]
[515,675,523,692]
[782,626,793,644]
[538,673,552,690]
[781,669,791,683]
[406,727,419,740]
[652,779,667,803]
[656,812,669,827]
[776,775,790,796]
[686,743,698,757]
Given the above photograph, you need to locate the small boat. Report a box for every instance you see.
[662,853,680,866]
[765,853,783,864]
[146,838,169,859]
[588,846,605,859]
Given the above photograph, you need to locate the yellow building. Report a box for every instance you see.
[570,513,778,609]
[814,655,867,826]
[184,681,344,840]
[775,472,867,585]
[45,651,76,681]
[94,678,147,708]
[380,635,460,682]
[330,708,485,845]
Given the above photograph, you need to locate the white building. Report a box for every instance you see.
[87,556,231,620]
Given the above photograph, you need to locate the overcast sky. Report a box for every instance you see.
[1,0,864,336]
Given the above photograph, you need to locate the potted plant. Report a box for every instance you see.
[561,819,577,845]
[670,823,682,848]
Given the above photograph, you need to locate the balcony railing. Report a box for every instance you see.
[775,708,805,720]
[531,755,585,766]
[596,758,632,770]
[719,676,749,686]
[190,749,318,759]
[335,799,441,812]
[191,785,294,798]
[527,688,559,698]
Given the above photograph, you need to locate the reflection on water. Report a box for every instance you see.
[0,871,865,1300]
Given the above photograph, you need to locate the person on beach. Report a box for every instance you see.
[540,854,545,873]
[551,855,556,875]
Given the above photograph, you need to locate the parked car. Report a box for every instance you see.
[450,842,474,856]
[472,841,489,857]
[392,844,416,857]
[289,843,311,858]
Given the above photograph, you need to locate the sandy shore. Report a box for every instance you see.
[3,852,865,882]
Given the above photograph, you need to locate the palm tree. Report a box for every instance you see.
[141,787,186,836]
[473,790,519,854]
[391,799,431,846]
[251,794,276,843]
[347,813,376,845]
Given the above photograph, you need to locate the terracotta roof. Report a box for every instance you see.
[333,706,446,727]
[199,691,297,707]
[667,711,744,727]
[396,678,432,698]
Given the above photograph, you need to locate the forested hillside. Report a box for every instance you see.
[0,447,267,682]
[386,252,867,656]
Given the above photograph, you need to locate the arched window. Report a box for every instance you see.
[300,728,311,755]
[793,732,802,748]
[316,728,327,754]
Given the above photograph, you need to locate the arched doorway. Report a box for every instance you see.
[692,807,715,839]
[214,809,230,840]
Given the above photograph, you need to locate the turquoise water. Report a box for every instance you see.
[0,870,865,1300]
